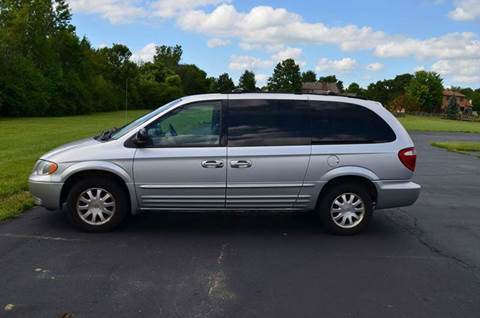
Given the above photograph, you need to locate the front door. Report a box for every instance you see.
[133,100,226,210]
[226,98,312,210]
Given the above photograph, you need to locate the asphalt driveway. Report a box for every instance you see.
[1,132,480,318]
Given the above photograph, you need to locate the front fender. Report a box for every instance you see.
[59,161,139,214]
[61,161,133,183]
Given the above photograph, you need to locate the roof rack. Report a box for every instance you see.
[224,89,370,100]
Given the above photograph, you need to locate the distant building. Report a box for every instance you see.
[302,82,340,95]
[442,90,472,112]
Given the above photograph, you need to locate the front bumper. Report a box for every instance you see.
[28,177,63,210]
[374,180,421,210]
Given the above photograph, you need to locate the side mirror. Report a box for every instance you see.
[134,128,150,146]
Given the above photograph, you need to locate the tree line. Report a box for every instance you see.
[0,0,479,117]
[0,0,238,117]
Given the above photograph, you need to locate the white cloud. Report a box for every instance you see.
[366,63,384,71]
[71,2,480,63]
[271,47,306,67]
[68,0,231,22]
[176,4,480,64]
[207,38,231,48]
[272,47,302,61]
[68,0,146,24]
[150,0,230,18]
[374,32,480,60]
[255,74,269,86]
[70,1,480,85]
[176,5,388,52]
[131,43,157,62]
[414,65,426,72]
[228,55,273,71]
[315,58,357,73]
[432,59,480,84]
[449,0,480,21]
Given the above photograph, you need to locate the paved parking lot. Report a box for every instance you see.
[1,132,480,318]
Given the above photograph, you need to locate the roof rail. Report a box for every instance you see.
[223,90,370,100]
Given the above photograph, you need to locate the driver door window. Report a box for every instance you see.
[145,101,222,147]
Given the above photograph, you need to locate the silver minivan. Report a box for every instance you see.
[29,93,420,234]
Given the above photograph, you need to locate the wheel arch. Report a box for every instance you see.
[315,167,379,209]
[59,164,137,214]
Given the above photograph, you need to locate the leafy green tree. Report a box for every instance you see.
[364,73,413,106]
[176,64,209,95]
[472,90,480,112]
[301,70,316,82]
[211,73,235,93]
[238,70,257,91]
[267,59,302,93]
[154,45,183,68]
[345,82,364,96]
[390,74,414,97]
[365,80,391,104]
[318,75,344,92]
[446,96,459,119]
[406,71,444,113]
[388,94,419,113]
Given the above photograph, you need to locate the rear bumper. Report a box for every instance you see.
[374,180,421,210]
[28,177,63,211]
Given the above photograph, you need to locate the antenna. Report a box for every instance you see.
[125,78,128,122]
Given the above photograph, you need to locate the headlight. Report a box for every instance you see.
[34,160,58,175]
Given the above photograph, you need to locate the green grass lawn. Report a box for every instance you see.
[398,115,480,134]
[0,110,147,221]
[431,141,480,158]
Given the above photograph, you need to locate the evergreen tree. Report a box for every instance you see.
[238,70,257,91]
[267,59,302,93]
[301,70,316,82]
[212,73,235,93]
[446,96,459,119]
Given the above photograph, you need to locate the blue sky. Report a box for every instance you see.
[69,0,480,88]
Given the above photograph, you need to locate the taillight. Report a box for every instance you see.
[398,147,417,172]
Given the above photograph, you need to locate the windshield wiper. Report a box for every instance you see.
[95,127,118,141]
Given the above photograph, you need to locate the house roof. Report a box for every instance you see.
[302,82,337,90]
[443,90,467,97]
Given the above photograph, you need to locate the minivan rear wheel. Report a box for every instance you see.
[317,183,373,235]
[65,178,129,232]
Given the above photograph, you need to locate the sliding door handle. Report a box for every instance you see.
[230,160,252,168]
[201,160,224,168]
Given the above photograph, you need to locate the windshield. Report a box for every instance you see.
[110,99,182,140]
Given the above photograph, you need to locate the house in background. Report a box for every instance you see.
[442,90,472,112]
[302,82,340,95]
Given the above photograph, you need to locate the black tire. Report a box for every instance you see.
[317,183,373,235]
[65,177,129,232]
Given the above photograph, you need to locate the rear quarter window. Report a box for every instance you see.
[310,101,396,144]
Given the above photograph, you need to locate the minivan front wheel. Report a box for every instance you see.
[65,178,128,232]
[318,184,373,235]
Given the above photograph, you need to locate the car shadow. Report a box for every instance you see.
[116,210,397,238]
[23,208,399,240]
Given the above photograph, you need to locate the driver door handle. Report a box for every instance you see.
[230,160,252,168]
[201,160,224,168]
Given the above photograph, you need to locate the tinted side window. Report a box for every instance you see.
[144,101,222,147]
[311,101,396,144]
[228,99,310,147]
